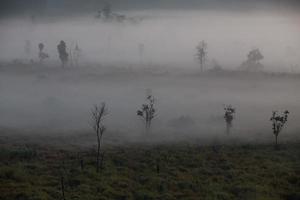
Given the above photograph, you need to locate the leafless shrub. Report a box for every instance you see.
[137,94,156,133]
[91,103,108,173]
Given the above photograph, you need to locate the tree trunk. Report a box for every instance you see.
[200,62,203,73]
[96,132,101,173]
[200,56,205,73]
[61,176,65,200]
[80,159,84,171]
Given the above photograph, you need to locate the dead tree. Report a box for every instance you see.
[91,103,108,173]
[196,40,208,72]
[270,110,289,148]
[224,105,235,134]
[137,94,156,133]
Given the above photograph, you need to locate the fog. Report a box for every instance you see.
[1,10,299,70]
[0,8,300,144]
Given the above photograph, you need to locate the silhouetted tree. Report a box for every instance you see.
[196,40,207,72]
[57,40,69,67]
[240,48,264,71]
[91,103,108,173]
[38,43,49,63]
[137,93,156,133]
[224,105,235,134]
[270,110,289,148]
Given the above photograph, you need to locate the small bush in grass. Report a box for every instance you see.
[270,110,289,148]
[224,105,235,134]
[137,92,156,133]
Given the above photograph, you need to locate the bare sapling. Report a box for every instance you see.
[224,105,235,134]
[137,94,156,133]
[91,103,108,173]
[270,110,289,148]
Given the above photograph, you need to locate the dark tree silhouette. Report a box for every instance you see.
[91,103,108,173]
[137,94,156,133]
[224,105,235,134]
[240,48,264,71]
[57,40,69,67]
[270,110,289,148]
[196,40,207,72]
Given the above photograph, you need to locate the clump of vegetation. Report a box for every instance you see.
[91,103,108,173]
[270,110,289,147]
[38,43,49,63]
[57,40,69,67]
[224,105,235,134]
[196,40,208,72]
[137,94,156,133]
[239,48,264,72]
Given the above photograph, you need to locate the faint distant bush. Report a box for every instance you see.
[196,40,208,72]
[270,110,289,148]
[73,44,82,67]
[38,43,49,63]
[137,91,156,133]
[168,115,195,129]
[57,40,69,67]
[239,48,264,72]
[209,59,223,73]
[224,105,235,134]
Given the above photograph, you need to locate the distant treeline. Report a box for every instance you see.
[0,0,299,17]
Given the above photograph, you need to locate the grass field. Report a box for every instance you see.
[1,140,299,200]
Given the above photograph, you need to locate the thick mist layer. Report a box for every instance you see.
[0,66,300,144]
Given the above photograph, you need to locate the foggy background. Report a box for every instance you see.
[0,0,299,144]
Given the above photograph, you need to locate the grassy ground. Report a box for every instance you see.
[0,142,299,200]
